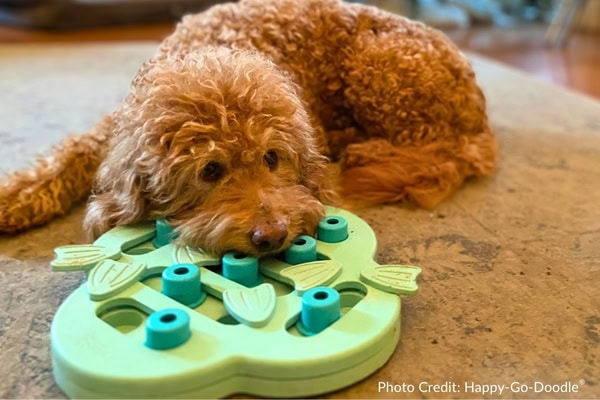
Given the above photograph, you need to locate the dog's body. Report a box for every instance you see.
[0,0,497,256]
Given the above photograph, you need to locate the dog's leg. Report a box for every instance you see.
[0,117,112,233]
[338,24,497,208]
[339,135,496,208]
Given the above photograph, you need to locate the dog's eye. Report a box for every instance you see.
[201,161,225,182]
[263,150,278,171]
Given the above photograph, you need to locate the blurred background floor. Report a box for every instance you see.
[0,1,598,99]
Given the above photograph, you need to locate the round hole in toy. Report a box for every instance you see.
[313,291,329,300]
[160,313,176,323]
[335,281,368,312]
[294,238,307,246]
[174,267,189,275]
[233,253,247,260]
[326,218,340,225]
[97,302,148,334]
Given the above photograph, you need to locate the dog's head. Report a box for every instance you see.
[86,48,335,257]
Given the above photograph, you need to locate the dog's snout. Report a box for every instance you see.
[250,221,288,252]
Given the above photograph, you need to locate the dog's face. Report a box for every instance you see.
[164,128,326,257]
[86,49,333,257]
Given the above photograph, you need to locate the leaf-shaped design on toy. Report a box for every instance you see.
[51,245,121,272]
[87,260,146,301]
[222,283,276,327]
[360,264,421,296]
[279,260,342,293]
[172,245,219,266]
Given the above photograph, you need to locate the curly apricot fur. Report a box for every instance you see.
[0,0,497,256]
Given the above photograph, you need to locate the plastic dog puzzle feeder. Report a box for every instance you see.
[50,207,421,398]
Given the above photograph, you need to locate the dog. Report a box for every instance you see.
[0,0,497,257]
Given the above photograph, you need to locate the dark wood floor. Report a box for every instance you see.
[445,25,600,100]
[1,22,598,99]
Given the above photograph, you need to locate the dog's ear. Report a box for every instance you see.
[83,134,150,239]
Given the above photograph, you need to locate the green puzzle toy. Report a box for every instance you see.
[50,207,421,398]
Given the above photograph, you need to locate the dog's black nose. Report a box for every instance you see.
[250,221,288,252]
